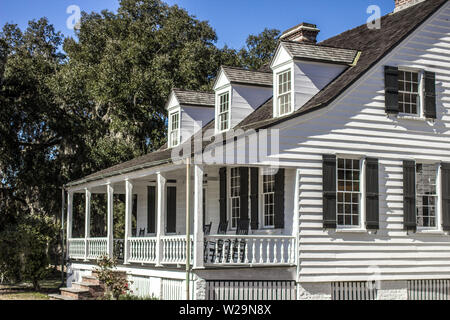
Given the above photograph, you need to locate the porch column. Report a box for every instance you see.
[193,164,204,269]
[84,188,91,261]
[156,172,166,266]
[124,180,133,264]
[107,184,114,258]
[66,191,73,259]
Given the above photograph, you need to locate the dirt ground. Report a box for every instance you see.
[0,273,63,300]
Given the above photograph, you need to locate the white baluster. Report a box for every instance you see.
[266,239,271,264]
[273,239,278,264]
[259,239,264,264]
[214,240,219,264]
[280,239,285,264]
[230,240,235,264]
[252,239,256,264]
[244,239,249,264]
[221,240,227,264]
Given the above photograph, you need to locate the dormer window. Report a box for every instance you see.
[169,111,180,148]
[218,92,230,132]
[277,70,292,116]
[398,69,421,116]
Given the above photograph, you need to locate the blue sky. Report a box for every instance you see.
[0,0,395,49]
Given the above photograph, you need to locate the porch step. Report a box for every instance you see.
[82,275,101,285]
[60,287,91,300]
[72,282,105,298]
[48,293,77,301]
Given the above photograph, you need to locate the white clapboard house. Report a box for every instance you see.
[61,0,450,300]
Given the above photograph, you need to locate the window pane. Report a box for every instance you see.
[416,163,438,228]
[337,158,361,227]
[398,70,420,115]
[278,70,292,116]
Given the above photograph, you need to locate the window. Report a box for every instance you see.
[277,70,292,116]
[218,92,230,132]
[398,70,420,115]
[230,168,240,229]
[169,111,180,147]
[262,173,275,228]
[416,163,438,228]
[337,159,361,227]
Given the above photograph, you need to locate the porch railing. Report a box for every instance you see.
[68,238,85,259]
[87,238,108,260]
[204,235,296,266]
[161,235,193,264]
[68,235,296,267]
[128,237,158,264]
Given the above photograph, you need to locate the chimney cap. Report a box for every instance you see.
[280,22,320,43]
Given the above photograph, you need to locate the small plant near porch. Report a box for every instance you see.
[95,256,133,300]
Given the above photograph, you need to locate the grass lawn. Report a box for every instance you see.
[0,271,63,300]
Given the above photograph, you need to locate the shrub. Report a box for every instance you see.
[95,256,133,300]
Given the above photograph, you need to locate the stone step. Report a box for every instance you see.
[72,282,105,297]
[48,293,77,301]
[60,287,91,300]
[82,275,101,285]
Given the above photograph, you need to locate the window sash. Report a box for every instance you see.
[398,70,420,115]
[416,163,438,228]
[230,168,240,229]
[169,112,179,147]
[262,174,275,228]
[277,70,292,116]
[218,92,230,131]
[336,158,361,227]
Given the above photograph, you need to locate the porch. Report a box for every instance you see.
[66,165,297,268]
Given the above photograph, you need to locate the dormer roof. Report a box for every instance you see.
[168,89,215,109]
[272,41,360,67]
[214,66,273,89]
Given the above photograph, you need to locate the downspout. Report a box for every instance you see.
[60,188,65,288]
[185,157,191,300]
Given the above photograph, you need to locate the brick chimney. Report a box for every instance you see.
[394,0,426,12]
[280,23,320,44]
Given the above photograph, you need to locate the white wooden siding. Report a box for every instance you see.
[269,2,450,282]
[230,85,272,129]
[293,61,346,111]
[180,106,215,144]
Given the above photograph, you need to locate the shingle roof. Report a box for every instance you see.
[66,0,448,187]
[239,0,448,131]
[221,66,273,87]
[280,41,359,65]
[172,89,215,107]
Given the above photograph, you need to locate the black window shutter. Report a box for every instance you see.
[385,66,399,114]
[219,167,227,225]
[166,186,177,233]
[147,186,156,234]
[239,167,249,220]
[365,158,379,230]
[424,71,437,119]
[441,163,450,231]
[323,155,337,229]
[403,161,416,231]
[250,168,259,230]
[274,168,285,229]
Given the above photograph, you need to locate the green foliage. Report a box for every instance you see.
[0,0,279,284]
[0,215,58,290]
[238,28,281,70]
